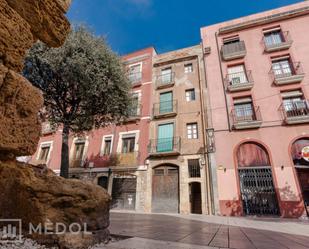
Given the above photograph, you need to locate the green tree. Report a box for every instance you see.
[24,26,131,178]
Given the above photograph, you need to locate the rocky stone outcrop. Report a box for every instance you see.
[0,161,111,249]
[0,0,71,158]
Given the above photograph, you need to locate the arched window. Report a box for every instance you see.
[237,142,270,167]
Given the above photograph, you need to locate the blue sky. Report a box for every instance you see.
[67,0,302,55]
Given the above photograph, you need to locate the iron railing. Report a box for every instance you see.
[128,72,142,84]
[221,41,246,59]
[117,151,140,167]
[225,70,253,87]
[231,106,262,124]
[128,104,142,118]
[270,61,304,80]
[263,31,292,50]
[148,137,181,154]
[153,100,177,117]
[156,72,175,88]
[280,100,309,119]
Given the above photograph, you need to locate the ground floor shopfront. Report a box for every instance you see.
[212,126,309,218]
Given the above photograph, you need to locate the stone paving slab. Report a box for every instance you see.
[109,212,309,249]
[102,237,219,249]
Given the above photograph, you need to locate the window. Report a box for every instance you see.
[103,137,112,155]
[185,89,196,102]
[74,141,85,160]
[187,123,198,139]
[234,97,255,121]
[281,90,307,115]
[122,134,136,153]
[129,93,140,116]
[264,30,283,46]
[159,91,173,114]
[184,63,193,73]
[161,67,172,84]
[227,65,248,85]
[223,36,240,45]
[38,144,50,162]
[272,58,293,78]
[128,64,142,83]
[188,159,201,178]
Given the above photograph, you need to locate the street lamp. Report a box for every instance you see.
[206,128,215,153]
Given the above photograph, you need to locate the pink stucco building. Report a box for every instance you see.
[30,47,156,212]
[201,1,309,217]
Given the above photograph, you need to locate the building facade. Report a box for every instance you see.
[145,45,212,215]
[30,47,156,212]
[201,1,309,217]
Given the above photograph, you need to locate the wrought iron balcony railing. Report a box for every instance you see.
[128,72,142,85]
[225,70,253,92]
[156,72,175,89]
[263,31,293,52]
[153,100,177,118]
[221,41,246,61]
[148,137,181,156]
[280,100,309,125]
[127,104,142,119]
[270,62,304,85]
[231,106,262,129]
[117,151,140,167]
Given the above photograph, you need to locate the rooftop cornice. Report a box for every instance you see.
[219,6,309,35]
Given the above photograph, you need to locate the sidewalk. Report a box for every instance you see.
[111,210,309,237]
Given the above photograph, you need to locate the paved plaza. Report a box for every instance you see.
[101,212,309,249]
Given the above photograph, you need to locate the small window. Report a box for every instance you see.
[264,29,283,46]
[128,64,142,83]
[154,169,164,175]
[161,67,172,84]
[103,137,112,155]
[185,89,196,102]
[188,159,201,178]
[187,123,198,139]
[184,63,193,73]
[272,58,293,78]
[233,97,255,121]
[122,134,136,153]
[38,145,50,162]
[227,65,248,85]
[74,141,85,160]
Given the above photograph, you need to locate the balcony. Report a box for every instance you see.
[126,104,142,121]
[117,152,139,167]
[128,72,142,86]
[225,70,254,92]
[70,159,85,168]
[264,32,293,53]
[153,100,177,119]
[148,137,181,157]
[271,62,305,86]
[280,100,309,125]
[221,41,246,61]
[156,72,175,89]
[231,106,262,130]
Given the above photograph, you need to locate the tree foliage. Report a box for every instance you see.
[24,26,132,178]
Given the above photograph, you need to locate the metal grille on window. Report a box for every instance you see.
[188,159,201,178]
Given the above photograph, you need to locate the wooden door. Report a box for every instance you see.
[152,166,179,213]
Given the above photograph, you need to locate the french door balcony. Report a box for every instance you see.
[148,137,181,157]
[231,105,262,130]
[225,70,253,92]
[271,61,304,85]
[280,100,309,125]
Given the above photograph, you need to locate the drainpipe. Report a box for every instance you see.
[215,32,231,132]
[196,51,213,215]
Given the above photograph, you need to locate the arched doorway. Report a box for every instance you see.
[98,176,108,190]
[237,142,279,216]
[291,138,309,216]
[152,165,179,213]
[189,182,202,214]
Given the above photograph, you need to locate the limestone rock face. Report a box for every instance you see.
[0,0,34,72]
[0,161,111,248]
[5,0,71,48]
[0,64,43,159]
[0,0,71,158]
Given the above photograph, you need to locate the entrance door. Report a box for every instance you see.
[157,123,174,152]
[112,177,137,210]
[152,166,179,213]
[239,167,279,216]
[190,182,202,214]
[159,92,173,114]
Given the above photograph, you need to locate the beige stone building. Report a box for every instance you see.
[144,45,213,214]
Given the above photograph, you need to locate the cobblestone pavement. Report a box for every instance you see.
[107,212,309,249]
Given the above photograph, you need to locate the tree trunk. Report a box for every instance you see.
[60,125,70,178]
